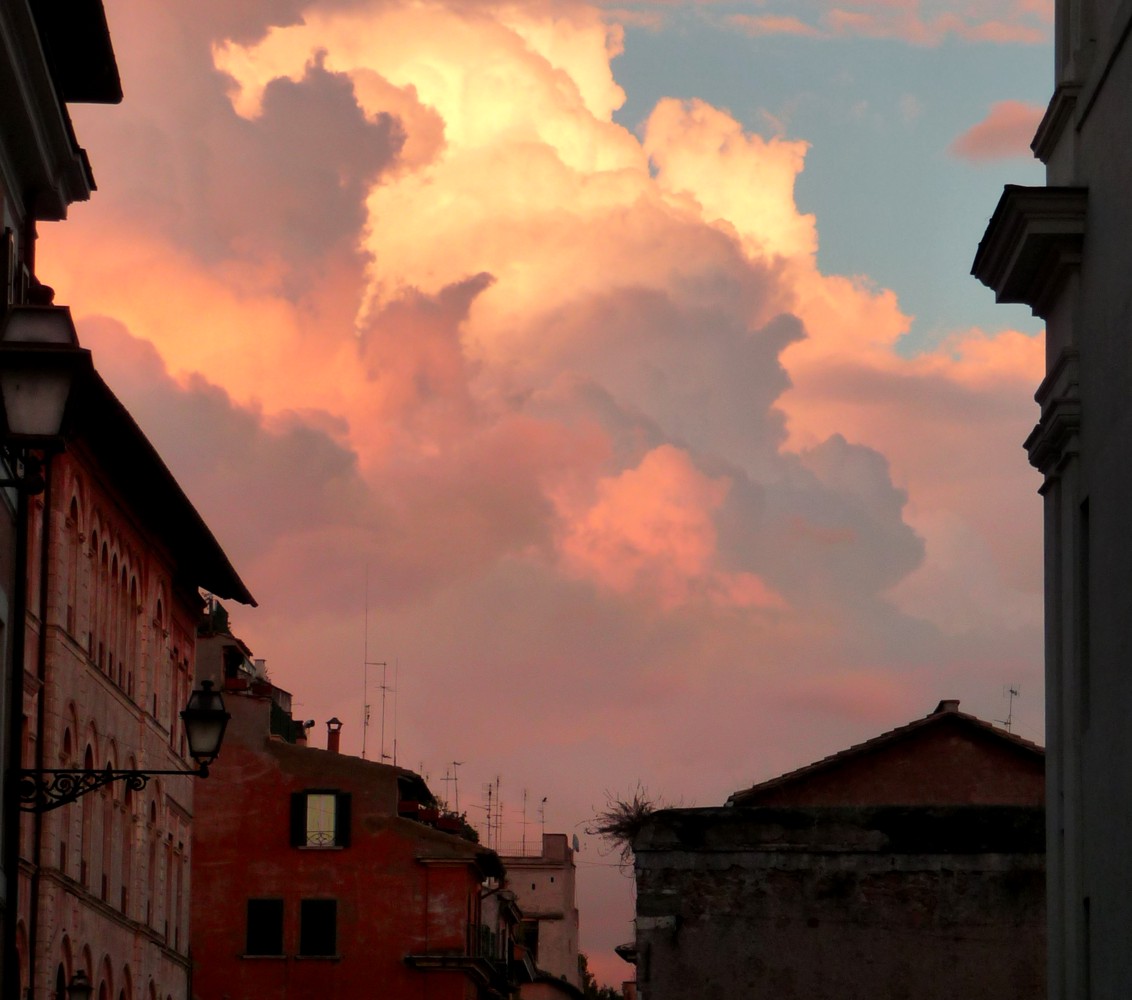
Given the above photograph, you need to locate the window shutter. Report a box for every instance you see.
[290,792,306,847]
[336,792,352,847]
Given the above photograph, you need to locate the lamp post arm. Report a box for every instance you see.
[18,763,212,813]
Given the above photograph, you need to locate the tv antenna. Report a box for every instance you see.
[441,761,465,813]
[521,789,528,855]
[362,570,391,761]
[475,777,504,849]
[996,685,1019,732]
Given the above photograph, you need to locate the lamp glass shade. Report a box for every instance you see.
[181,680,230,762]
[66,971,93,1000]
[0,305,90,445]
[0,364,73,439]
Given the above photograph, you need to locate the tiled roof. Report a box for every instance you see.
[727,700,1044,806]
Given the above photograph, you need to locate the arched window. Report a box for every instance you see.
[152,599,165,719]
[109,554,119,679]
[100,754,115,902]
[87,529,98,658]
[65,498,81,637]
[122,760,136,915]
[98,543,110,670]
[80,745,95,887]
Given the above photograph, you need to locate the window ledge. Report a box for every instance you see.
[297,845,344,851]
[295,954,342,962]
[240,954,286,960]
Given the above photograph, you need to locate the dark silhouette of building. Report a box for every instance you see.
[630,702,1045,1000]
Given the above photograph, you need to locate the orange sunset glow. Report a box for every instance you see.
[36,0,1047,982]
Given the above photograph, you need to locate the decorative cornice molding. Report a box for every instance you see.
[1025,348,1081,478]
[972,185,1088,319]
[1032,85,1080,164]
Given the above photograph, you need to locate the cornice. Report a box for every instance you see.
[1025,348,1081,479]
[1032,85,1080,165]
[972,185,1087,319]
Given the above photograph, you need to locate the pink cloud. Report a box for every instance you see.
[718,0,1050,44]
[727,13,826,38]
[949,100,1045,161]
[40,1,1046,986]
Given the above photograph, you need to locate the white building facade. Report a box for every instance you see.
[974,2,1132,996]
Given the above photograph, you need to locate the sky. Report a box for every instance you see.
[42,0,1052,984]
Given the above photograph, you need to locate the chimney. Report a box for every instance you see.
[326,717,343,753]
[933,699,960,715]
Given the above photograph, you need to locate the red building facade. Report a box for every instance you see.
[15,372,254,999]
[191,659,517,1000]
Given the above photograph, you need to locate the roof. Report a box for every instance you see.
[30,0,122,104]
[68,369,255,606]
[728,700,1044,808]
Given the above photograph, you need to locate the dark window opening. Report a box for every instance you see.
[245,899,284,956]
[299,899,337,957]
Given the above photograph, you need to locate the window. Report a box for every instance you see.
[245,899,284,956]
[299,899,337,957]
[290,791,351,848]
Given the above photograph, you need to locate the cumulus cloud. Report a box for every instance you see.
[42,0,1045,983]
[950,100,1044,160]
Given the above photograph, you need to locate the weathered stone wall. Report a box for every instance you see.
[633,806,1045,1000]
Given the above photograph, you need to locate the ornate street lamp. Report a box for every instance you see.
[182,678,231,775]
[3,304,93,999]
[18,681,232,812]
[0,304,91,490]
[66,970,93,1000]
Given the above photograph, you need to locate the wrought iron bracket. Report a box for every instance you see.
[18,763,208,812]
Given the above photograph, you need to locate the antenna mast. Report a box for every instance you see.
[996,684,1019,732]
[363,569,370,760]
[392,658,400,766]
[521,789,528,855]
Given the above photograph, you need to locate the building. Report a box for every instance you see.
[499,834,581,997]
[0,0,121,985]
[191,633,520,1000]
[12,365,254,999]
[971,3,1132,996]
[629,701,1046,1000]
[728,698,1045,808]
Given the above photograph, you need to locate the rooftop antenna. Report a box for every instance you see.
[480,782,495,849]
[539,796,547,843]
[377,661,393,760]
[497,777,504,847]
[392,658,400,766]
[362,569,370,760]
[441,762,464,813]
[996,685,1019,732]
[521,789,528,855]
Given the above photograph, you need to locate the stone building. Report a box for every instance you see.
[630,702,1046,1000]
[971,1,1132,996]
[499,833,581,997]
[0,0,121,983]
[13,369,254,998]
[191,645,520,1000]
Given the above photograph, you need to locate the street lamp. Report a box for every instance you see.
[18,681,232,812]
[66,970,93,1000]
[2,304,92,997]
[0,305,91,459]
[182,679,230,774]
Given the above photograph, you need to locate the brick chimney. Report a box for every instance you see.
[326,717,343,753]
